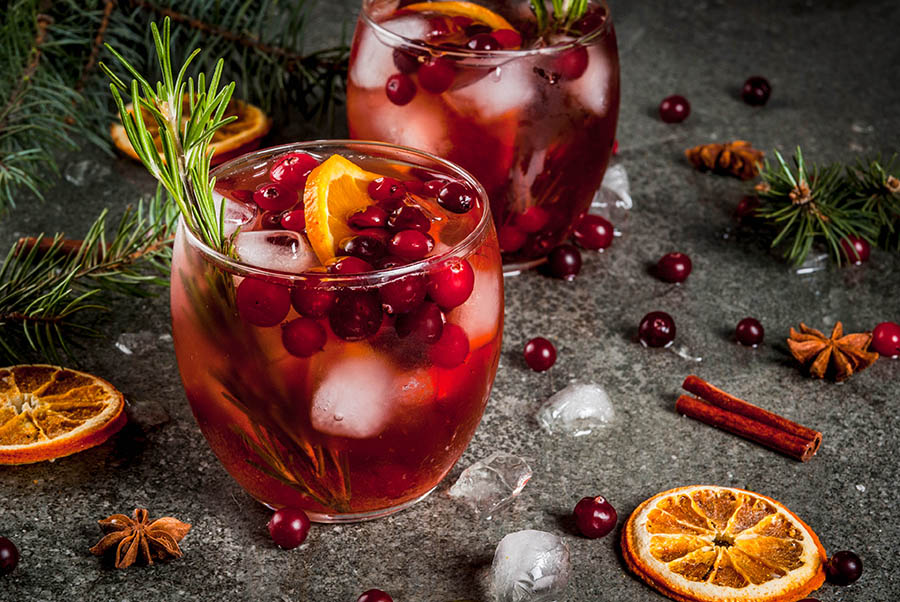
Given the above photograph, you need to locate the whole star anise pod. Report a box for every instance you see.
[89,508,191,569]
[787,322,879,381]
[685,140,765,180]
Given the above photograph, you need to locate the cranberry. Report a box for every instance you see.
[269,152,319,188]
[395,301,444,342]
[492,28,522,48]
[742,76,772,106]
[659,94,690,123]
[393,47,422,73]
[464,23,491,37]
[349,206,389,229]
[573,495,617,539]
[404,179,425,194]
[437,181,475,213]
[380,275,427,314]
[466,33,500,51]
[656,252,692,283]
[425,16,450,39]
[573,214,613,250]
[368,177,405,201]
[840,235,870,264]
[291,281,335,318]
[253,183,297,212]
[547,244,582,280]
[498,224,527,253]
[524,337,556,371]
[734,195,760,221]
[612,139,619,155]
[427,258,475,308]
[826,550,863,586]
[357,590,393,602]
[574,7,606,34]
[329,290,383,340]
[423,179,445,196]
[268,507,310,549]
[516,207,549,233]
[452,15,473,28]
[389,205,431,232]
[259,210,284,230]
[375,255,405,270]
[385,73,416,105]
[389,230,433,260]
[281,318,327,357]
[341,235,387,262]
[555,46,589,80]
[328,256,374,275]
[0,536,19,575]
[735,317,764,347]
[872,321,900,357]
[430,323,469,367]
[280,209,306,232]
[418,57,455,93]
[236,278,291,327]
[638,311,676,347]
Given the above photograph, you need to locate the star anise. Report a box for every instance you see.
[787,322,879,381]
[685,140,765,180]
[89,508,191,569]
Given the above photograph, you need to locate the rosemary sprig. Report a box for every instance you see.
[531,0,590,38]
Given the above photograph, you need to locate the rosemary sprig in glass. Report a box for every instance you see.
[531,0,590,39]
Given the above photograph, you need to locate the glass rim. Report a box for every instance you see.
[182,139,493,285]
[360,0,612,61]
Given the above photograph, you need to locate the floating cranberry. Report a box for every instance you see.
[280,209,306,232]
[516,207,549,233]
[291,281,335,318]
[872,321,900,357]
[268,507,310,549]
[555,46,589,80]
[329,290,383,340]
[423,179,445,196]
[427,258,475,308]
[385,73,416,106]
[498,224,527,253]
[656,252,692,283]
[349,205,389,229]
[0,536,18,575]
[430,323,469,367]
[393,47,422,73]
[281,318,327,357]
[464,23,491,37]
[826,550,863,586]
[253,182,296,212]
[395,301,444,342]
[547,244,582,280]
[524,337,557,372]
[404,179,425,194]
[840,235,870,264]
[742,76,772,106]
[328,256,374,275]
[659,94,690,123]
[380,275,427,314]
[389,230,433,260]
[492,28,522,48]
[437,181,475,214]
[270,152,319,188]
[573,495,617,539]
[357,590,393,602]
[735,317,764,347]
[236,278,291,327]
[418,57,455,93]
[638,311,676,347]
[426,16,450,39]
[259,210,284,230]
[573,214,613,250]
[466,33,500,51]
[574,7,606,33]
[340,235,387,263]
[368,177,405,201]
[389,205,431,232]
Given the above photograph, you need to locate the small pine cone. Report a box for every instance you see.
[685,140,765,180]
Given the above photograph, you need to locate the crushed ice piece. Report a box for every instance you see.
[491,530,571,602]
[234,230,318,273]
[350,15,429,89]
[448,452,532,519]
[310,355,394,438]
[856,484,866,493]
[564,45,614,115]
[125,399,171,431]
[214,191,258,238]
[536,383,615,436]
[794,252,828,275]
[669,344,703,363]
[592,163,632,211]
[114,331,158,355]
[448,59,536,119]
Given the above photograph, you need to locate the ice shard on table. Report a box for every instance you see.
[448,452,532,519]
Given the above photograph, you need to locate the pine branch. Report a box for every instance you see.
[846,155,900,251]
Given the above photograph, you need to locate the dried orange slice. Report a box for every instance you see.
[303,155,380,263]
[0,365,126,464]
[622,485,826,602]
[111,97,271,165]
[404,1,515,31]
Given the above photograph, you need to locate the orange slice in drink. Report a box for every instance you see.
[0,365,127,464]
[622,485,826,602]
[303,154,381,263]
[403,1,520,48]
[111,96,271,165]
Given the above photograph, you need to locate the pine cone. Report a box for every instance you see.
[685,140,764,180]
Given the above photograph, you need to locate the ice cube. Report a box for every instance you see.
[349,15,430,89]
[565,45,613,115]
[536,383,615,436]
[592,163,632,212]
[447,58,536,119]
[310,354,395,438]
[491,530,571,602]
[234,230,318,273]
[213,190,258,238]
[361,93,454,159]
[447,261,502,349]
[114,331,158,355]
[448,452,532,519]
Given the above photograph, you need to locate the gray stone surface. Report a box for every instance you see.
[1,0,899,600]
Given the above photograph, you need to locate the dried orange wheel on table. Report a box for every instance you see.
[622,485,826,602]
[110,97,271,165]
[0,365,126,464]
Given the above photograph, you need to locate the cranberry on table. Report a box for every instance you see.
[524,337,557,372]
[281,318,326,358]
[826,550,863,585]
[253,182,296,212]
[430,323,470,368]
[871,321,900,357]
[656,252,692,283]
[735,317,765,347]
[236,278,291,327]
[427,258,475,309]
[741,75,772,106]
[659,94,690,123]
[437,181,475,214]
[357,590,393,602]
[573,495,617,539]
[269,152,319,188]
[385,73,416,106]
[638,311,676,347]
[418,56,455,93]
[547,244,582,280]
[0,536,19,575]
[734,195,761,221]
[268,507,310,549]
[840,235,870,264]
[573,214,613,250]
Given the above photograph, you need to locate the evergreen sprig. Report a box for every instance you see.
[846,155,900,251]
[531,0,590,39]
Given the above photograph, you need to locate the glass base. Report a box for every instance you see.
[262,486,438,524]
[502,256,547,276]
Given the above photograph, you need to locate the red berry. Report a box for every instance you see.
[236,278,291,327]
[492,29,521,48]
[427,258,475,308]
[826,550,863,585]
[638,311,676,347]
[498,224,527,253]
[656,252,692,283]
[573,214,613,250]
[368,177,405,201]
[270,152,319,188]
[389,205,431,232]
[573,495,617,538]
[393,47,422,73]
[281,318,327,357]
[659,94,690,123]
[418,57,455,93]
[280,209,306,232]
[516,207,549,233]
[357,590,393,602]
[385,73,416,105]
[259,210,284,230]
[735,317,765,347]
[268,507,310,549]
[465,33,500,51]
[840,235,870,264]
[389,229,433,260]
[329,290,383,341]
[547,244,582,280]
[349,206,389,229]
[555,46,588,80]
[430,323,469,367]
[735,195,760,221]
[742,76,771,106]
[253,183,297,211]
[0,536,19,575]
[403,179,425,194]
[437,181,475,214]
[612,139,619,155]
[380,275,427,314]
[341,235,387,263]
[291,281,335,318]
[872,321,900,357]
[524,337,556,371]
[328,256,374,275]
[395,301,444,342]
[423,179,445,196]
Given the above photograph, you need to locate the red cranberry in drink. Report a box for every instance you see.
[547,244,582,280]
[393,47,421,73]
[612,139,619,155]
[236,278,291,327]
[742,76,772,106]
[437,181,475,214]
[430,323,470,367]
[380,275,427,314]
[516,207,549,233]
[389,229,433,260]
[638,311,676,347]
[269,152,319,188]
[426,16,450,39]
[280,209,306,232]
[735,317,764,347]
[253,183,296,212]
[357,590,393,602]
[385,73,417,106]
[403,179,425,194]
[341,235,387,263]
[498,224,527,253]
[573,214,613,250]
[656,252,692,283]
[573,495,617,538]
[291,281,335,318]
[268,507,310,549]
[423,179,445,196]
[418,57,455,93]
[281,318,327,357]
[840,235,870,264]
[492,28,522,49]
[464,23,491,37]
[427,258,475,308]
[329,290,383,341]
[574,6,606,34]
[466,33,500,51]
[389,205,431,232]
[0,536,19,575]
[375,255,405,270]
[328,256,374,275]
[259,210,284,230]
[524,337,557,372]
[659,94,690,123]
[395,301,444,342]
[368,177,405,201]
[452,15,473,28]
[555,46,589,80]
[826,550,863,586]
[872,321,900,357]
[349,205,389,229]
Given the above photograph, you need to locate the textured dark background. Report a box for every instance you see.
[2,0,899,600]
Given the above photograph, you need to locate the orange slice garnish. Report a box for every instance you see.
[0,365,126,464]
[622,485,826,602]
[404,1,515,31]
[111,96,271,165]
[303,155,381,263]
